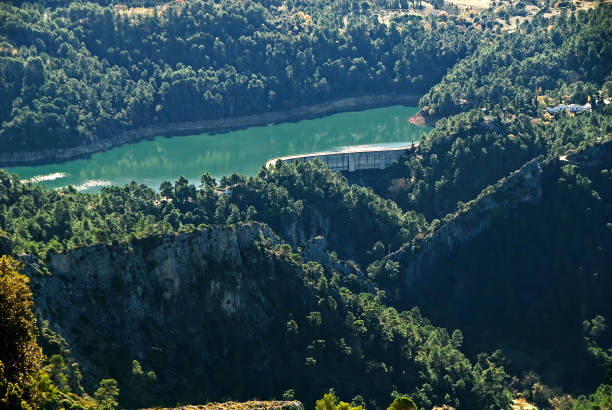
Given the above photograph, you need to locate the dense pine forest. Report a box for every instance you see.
[1,0,611,409]
[0,0,480,152]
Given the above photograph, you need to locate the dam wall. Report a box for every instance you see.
[266,142,419,172]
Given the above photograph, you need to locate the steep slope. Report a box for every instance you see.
[420,4,612,117]
[388,154,547,286]
[31,222,303,407]
[26,223,511,409]
[383,142,612,395]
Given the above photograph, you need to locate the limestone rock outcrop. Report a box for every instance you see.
[30,222,313,404]
[388,155,548,285]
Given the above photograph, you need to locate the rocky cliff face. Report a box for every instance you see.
[30,222,316,406]
[279,207,331,247]
[381,143,612,393]
[388,155,548,285]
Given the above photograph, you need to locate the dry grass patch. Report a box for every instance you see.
[149,401,304,410]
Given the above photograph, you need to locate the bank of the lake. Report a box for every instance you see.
[407,109,441,127]
[0,94,421,167]
[6,105,430,192]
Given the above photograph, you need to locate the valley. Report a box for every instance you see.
[0,0,610,409]
[6,105,428,192]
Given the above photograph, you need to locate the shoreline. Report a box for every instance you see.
[1,94,421,167]
[407,108,440,126]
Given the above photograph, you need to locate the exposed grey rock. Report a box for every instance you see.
[28,222,310,397]
[301,235,356,277]
[389,156,548,285]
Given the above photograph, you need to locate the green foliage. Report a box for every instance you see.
[583,316,612,380]
[47,355,69,393]
[0,159,427,267]
[244,159,428,263]
[572,384,612,410]
[0,255,50,409]
[376,109,545,219]
[381,100,610,221]
[122,360,157,408]
[367,260,400,284]
[421,5,612,117]
[307,311,323,327]
[397,152,612,394]
[316,392,363,410]
[286,320,299,337]
[282,389,295,400]
[365,5,611,221]
[7,227,513,409]
[199,173,217,191]
[0,0,481,153]
[0,2,610,409]
[0,257,97,410]
[93,379,119,410]
[387,396,416,410]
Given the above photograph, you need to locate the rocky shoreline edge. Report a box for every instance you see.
[407,108,440,126]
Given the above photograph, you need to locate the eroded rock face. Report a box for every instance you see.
[301,235,356,277]
[389,156,547,285]
[30,222,314,404]
[277,208,331,249]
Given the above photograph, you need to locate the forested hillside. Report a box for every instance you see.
[0,161,427,267]
[369,4,612,219]
[1,0,611,409]
[420,4,612,117]
[0,0,480,153]
[378,146,612,402]
[23,223,512,409]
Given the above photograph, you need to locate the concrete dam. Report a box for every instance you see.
[266,142,419,172]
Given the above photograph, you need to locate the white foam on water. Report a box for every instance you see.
[24,172,66,183]
[73,180,112,191]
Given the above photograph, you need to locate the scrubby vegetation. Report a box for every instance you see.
[374,4,612,220]
[0,161,426,267]
[386,153,612,395]
[420,5,612,117]
[0,255,119,410]
[1,0,611,409]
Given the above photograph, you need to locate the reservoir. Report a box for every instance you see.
[5,105,429,192]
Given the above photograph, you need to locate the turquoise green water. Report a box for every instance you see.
[6,105,429,192]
